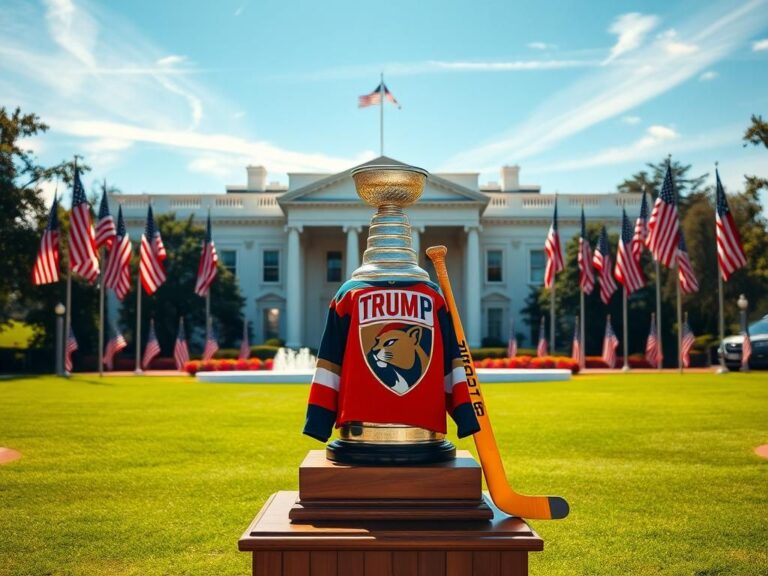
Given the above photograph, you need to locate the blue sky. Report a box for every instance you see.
[2,0,767,202]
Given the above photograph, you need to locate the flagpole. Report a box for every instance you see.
[550,280,556,354]
[655,260,662,370]
[380,71,384,156]
[135,270,143,374]
[64,155,77,376]
[579,288,585,369]
[206,291,211,338]
[622,286,630,371]
[98,247,105,377]
[716,263,728,374]
[676,263,683,374]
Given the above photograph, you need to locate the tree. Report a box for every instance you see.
[743,114,768,194]
[617,157,708,200]
[119,214,245,355]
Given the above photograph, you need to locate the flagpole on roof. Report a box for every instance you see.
[714,162,728,374]
[380,71,384,156]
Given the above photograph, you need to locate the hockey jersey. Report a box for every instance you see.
[303,279,480,443]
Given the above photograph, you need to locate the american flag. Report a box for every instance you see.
[239,320,250,360]
[677,232,699,294]
[95,188,116,250]
[103,326,127,370]
[358,82,401,108]
[645,313,661,368]
[593,226,617,305]
[142,319,161,369]
[507,317,518,358]
[174,317,190,370]
[715,169,747,281]
[140,205,166,295]
[632,189,650,260]
[602,316,619,369]
[578,206,595,295]
[647,164,680,268]
[68,169,100,283]
[202,325,219,361]
[681,315,695,368]
[65,326,78,373]
[194,213,218,297]
[571,316,584,367]
[32,195,61,285]
[742,327,752,369]
[103,206,132,301]
[614,208,645,294]
[544,199,564,289]
[536,316,548,357]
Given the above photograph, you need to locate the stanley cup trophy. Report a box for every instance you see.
[302,164,480,464]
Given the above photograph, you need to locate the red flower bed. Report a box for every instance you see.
[184,356,275,375]
[475,355,579,374]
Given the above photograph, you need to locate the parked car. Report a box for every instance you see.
[719,314,768,369]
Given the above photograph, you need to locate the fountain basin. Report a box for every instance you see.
[196,368,571,385]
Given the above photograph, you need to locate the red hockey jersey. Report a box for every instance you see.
[303,279,480,442]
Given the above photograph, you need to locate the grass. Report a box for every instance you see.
[0,373,766,575]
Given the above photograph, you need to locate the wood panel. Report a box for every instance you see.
[365,551,392,576]
[338,551,365,576]
[311,551,337,576]
[392,551,418,576]
[500,552,526,576]
[473,552,501,576]
[253,551,281,576]
[445,552,472,576]
[282,552,309,576]
[417,552,445,576]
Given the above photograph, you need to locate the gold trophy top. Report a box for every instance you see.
[351,164,428,208]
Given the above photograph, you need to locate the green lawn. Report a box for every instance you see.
[0,374,766,576]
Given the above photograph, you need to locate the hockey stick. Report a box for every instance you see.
[426,245,569,520]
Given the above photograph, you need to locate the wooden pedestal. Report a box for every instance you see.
[238,451,543,575]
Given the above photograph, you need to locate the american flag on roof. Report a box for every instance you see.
[142,319,161,369]
[602,316,619,369]
[32,194,60,285]
[677,232,699,294]
[104,206,132,301]
[140,205,166,295]
[239,320,250,361]
[544,198,564,289]
[194,213,218,297]
[95,187,116,250]
[632,189,649,261]
[65,326,78,373]
[174,318,190,370]
[536,316,548,357]
[715,169,747,281]
[647,164,680,268]
[358,82,401,108]
[615,208,645,294]
[507,317,517,358]
[68,169,100,283]
[578,206,595,295]
[103,326,127,371]
[593,226,617,305]
[681,316,695,368]
[571,316,584,368]
[203,324,219,361]
[645,313,661,368]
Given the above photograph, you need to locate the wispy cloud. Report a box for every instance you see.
[699,70,718,81]
[445,0,768,172]
[426,59,596,72]
[621,115,642,125]
[603,13,659,64]
[528,42,558,51]
[657,29,699,56]
[753,38,768,50]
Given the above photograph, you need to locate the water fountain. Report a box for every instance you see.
[195,347,317,384]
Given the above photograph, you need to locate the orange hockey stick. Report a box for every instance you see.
[427,245,569,520]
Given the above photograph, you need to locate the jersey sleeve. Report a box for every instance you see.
[438,305,481,438]
[302,294,352,442]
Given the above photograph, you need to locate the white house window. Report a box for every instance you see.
[487,250,503,282]
[327,251,342,283]
[263,308,280,340]
[530,249,545,284]
[220,249,237,276]
[487,307,503,342]
[263,250,279,283]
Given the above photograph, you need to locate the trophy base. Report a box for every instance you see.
[326,439,456,465]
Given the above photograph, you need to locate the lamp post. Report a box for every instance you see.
[737,294,749,372]
[55,303,65,377]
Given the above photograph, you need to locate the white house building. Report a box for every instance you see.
[114,156,640,349]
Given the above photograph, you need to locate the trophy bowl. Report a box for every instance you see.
[351,165,428,208]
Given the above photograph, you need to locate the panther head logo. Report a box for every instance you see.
[364,322,432,395]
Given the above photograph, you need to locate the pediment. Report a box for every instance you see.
[279,156,489,207]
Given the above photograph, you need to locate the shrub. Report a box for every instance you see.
[184,361,200,375]
[249,345,280,360]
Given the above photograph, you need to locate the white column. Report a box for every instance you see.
[285,225,302,348]
[344,225,361,278]
[464,225,482,348]
[411,225,424,264]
